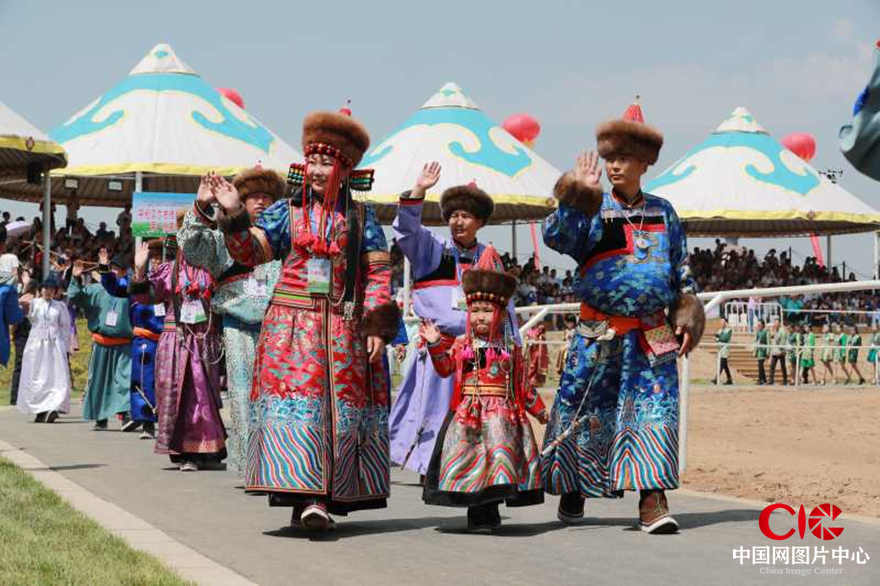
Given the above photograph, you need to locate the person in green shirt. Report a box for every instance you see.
[714,317,733,385]
[799,325,816,384]
[820,323,836,385]
[768,320,789,385]
[837,325,850,384]
[754,319,768,385]
[787,327,801,384]
[867,329,880,385]
[846,325,866,385]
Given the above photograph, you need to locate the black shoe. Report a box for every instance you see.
[92,419,108,431]
[46,411,58,423]
[557,492,586,524]
[121,418,141,432]
[724,380,733,385]
[467,504,500,533]
[34,412,46,423]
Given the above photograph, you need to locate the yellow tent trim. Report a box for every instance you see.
[0,136,67,156]
[677,208,880,224]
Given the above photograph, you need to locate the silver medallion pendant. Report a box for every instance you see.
[635,234,651,250]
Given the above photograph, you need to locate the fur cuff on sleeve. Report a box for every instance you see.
[128,280,150,295]
[362,302,401,344]
[217,206,252,234]
[553,171,603,217]
[671,293,705,348]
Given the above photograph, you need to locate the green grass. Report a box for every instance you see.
[0,457,191,586]
[0,319,94,407]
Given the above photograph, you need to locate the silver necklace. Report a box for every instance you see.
[620,195,649,251]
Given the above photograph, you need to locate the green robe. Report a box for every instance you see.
[800,332,816,368]
[868,332,880,363]
[848,334,862,364]
[771,327,788,357]
[68,277,133,421]
[715,327,732,358]
[837,333,849,363]
[822,333,836,362]
[787,331,801,363]
[754,330,769,359]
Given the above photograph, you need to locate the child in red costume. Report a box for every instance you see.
[421,245,548,532]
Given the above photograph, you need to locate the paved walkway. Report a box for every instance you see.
[1,404,877,586]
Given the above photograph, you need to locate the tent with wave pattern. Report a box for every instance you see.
[361,82,559,225]
[0,43,301,207]
[646,107,880,237]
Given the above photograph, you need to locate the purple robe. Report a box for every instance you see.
[388,196,518,474]
[135,261,226,461]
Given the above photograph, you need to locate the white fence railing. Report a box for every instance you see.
[722,300,782,331]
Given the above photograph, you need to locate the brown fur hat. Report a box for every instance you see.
[596,119,664,165]
[233,166,286,201]
[302,111,370,168]
[461,245,515,306]
[440,183,494,223]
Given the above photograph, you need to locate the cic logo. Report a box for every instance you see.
[759,503,844,541]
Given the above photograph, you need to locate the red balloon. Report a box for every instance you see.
[781,132,816,162]
[503,113,541,144]
[217,87,245,110]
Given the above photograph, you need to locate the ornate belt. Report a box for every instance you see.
[460,384,509,397]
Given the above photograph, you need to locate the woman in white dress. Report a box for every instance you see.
[16,274,72,423]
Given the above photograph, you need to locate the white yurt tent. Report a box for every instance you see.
[646,107,880,237]
[0,43,302,207]
[361,82,559,225]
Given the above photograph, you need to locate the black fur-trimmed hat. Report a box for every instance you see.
[440,182,494,223]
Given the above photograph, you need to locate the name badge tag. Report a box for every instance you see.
[105,310,119,327]
[307,258,332,294]
[153,303,166,317]
[450,286,467,311]
[180,300,207,324]
[245,275,268,298]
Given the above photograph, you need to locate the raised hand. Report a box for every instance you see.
[419,319,442,344]
[411,162,441,198]
[133,241,150,273]
[72,260,85,278]
[196,173,217,205]
[573,150,602,188]
[213,175,242,212]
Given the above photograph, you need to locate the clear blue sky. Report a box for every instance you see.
[2,0,878,276]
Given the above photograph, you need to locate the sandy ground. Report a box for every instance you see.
[682,384,880,518]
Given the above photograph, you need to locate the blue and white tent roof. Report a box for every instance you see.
[646,107,880,237]
[361,82,559,224]
[2,43,301,207]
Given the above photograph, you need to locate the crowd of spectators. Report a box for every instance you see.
[1,203,133,281]
[390,237,879,330]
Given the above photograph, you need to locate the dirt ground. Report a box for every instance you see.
[682,384,880,518]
